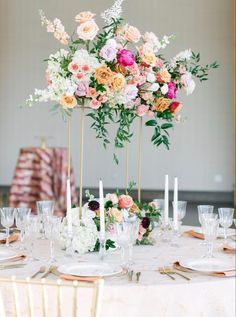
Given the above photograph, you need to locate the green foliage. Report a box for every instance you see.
[93,238,116,252]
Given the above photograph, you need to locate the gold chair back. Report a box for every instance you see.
[0,276,104,317]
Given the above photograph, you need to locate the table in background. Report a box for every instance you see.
[0,226,235,317]
[9,147,77,215]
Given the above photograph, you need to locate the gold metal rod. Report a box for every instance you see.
[125,142,129,193]
[67,119,71,179]
[79,102,85,218]
[137,117,143,202]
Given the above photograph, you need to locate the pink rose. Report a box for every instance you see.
[118,195,134,209]
[124,25,141,43]
[136,104,149,117]
[147,110,155,117]
[87,87,98,98]
[169,101,183,114]
[90,98,101,109]
[77,20,99,41]
[68,62,80,74]
[167,82,177,99]
[117,49,135,67]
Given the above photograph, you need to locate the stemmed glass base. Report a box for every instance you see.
[98,233,106,261]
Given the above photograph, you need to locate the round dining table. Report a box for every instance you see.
[0,226,235,317]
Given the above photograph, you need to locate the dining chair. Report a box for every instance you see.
[0,276,104,317]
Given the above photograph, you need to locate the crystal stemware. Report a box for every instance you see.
[202,217,219,258]
[36,200,55,239]
[25,215,40,262]
[198,205,214,230]
[115,222,131,267]
[127,217,140,266]
[44,215,62,264]
[218,208,234,244]
[0,207,15,247]
[15,208,31,250]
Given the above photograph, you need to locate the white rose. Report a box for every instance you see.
[161,83,168,95]
[146,72,156,83]
[148,83,160,92]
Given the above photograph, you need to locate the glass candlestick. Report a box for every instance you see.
[98,233,106,261]
[161,220,171,242]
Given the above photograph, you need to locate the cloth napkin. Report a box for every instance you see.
[59,274,101,283]
[0,234,19,244]
[173,261,236,277]
[184,230,204,240]
[223,245,236,254]
[0,255,27,264]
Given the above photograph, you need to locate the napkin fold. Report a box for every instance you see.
[184,230,204,240]
[223,245,236,254]
[0,255,26,264]
[0,234,19,244]
[173,261,236,277]
[59,274,101,283]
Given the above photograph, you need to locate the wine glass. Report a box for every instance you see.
[202,217,219,258]
[115,222,131,267]
[44,215,62,263]
[127,217,140,266]
[198,205,214,230]
[171,200,187,235]
[15,208,31,250]
[0,207,15,247]
[25,215,40,262]
[153,199,165,220]
[36,200,55,239]
[218,208,234,244]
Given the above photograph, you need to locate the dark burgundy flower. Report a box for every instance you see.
[141,217,150,229]
[88,200,100,211]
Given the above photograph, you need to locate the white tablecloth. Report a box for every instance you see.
[0,226,235,317]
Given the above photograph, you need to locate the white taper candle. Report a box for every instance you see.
[66,178,72,233]
[173,177,178,229]
[164,174,169,225]
[99,179,105,236]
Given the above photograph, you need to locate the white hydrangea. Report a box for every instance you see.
[60,210,98,255]
[73,49,100,71]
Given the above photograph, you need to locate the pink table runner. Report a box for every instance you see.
[9,147,77,215]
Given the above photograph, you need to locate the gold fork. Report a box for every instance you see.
[163,267,191,281]
[158,267,175,280]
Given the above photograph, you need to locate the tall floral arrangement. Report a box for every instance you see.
[25,0,218,160]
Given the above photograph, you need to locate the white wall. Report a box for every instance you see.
[0,0,233,191]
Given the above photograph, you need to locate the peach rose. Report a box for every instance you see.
[90,98,101,109]
[111,73,126,91]
[124,25,141,43]
[75,11,95,23]
[95,65,114,85]
[110,208,123,222]
[157,69,171,83]
[87,87,99,98]
[77,20,99,41]
[114,63,129,76]
[138,44,156,66]
[118,195,134,209]
[130,203,140,213]
[153,97,170,112]
[60,95,77,108]
[106,193,119,205]
[136,104,149,117]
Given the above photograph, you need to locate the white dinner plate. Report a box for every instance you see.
[0,249,18,262]
[226,241,236,249]
[58,262,122,277]
[180,258,235,273]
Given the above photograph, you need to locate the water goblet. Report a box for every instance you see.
[198,205,214,231]
[153,199,165,220]
[44,215,62,264]
[36,200,55,239]
[25,215,40,262]
[15,208,31,250]
[0,207,15,247]
[202,218,219,258]
[218,208,234,244]
[115,222,131,267]
[126,217,140,266]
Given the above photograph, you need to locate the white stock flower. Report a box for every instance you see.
[174,49,192,62]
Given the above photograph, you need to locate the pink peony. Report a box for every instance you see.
[167,82,177,99]
[118,195,134,209]
[136,104,149,117]
[117,49,135,67]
